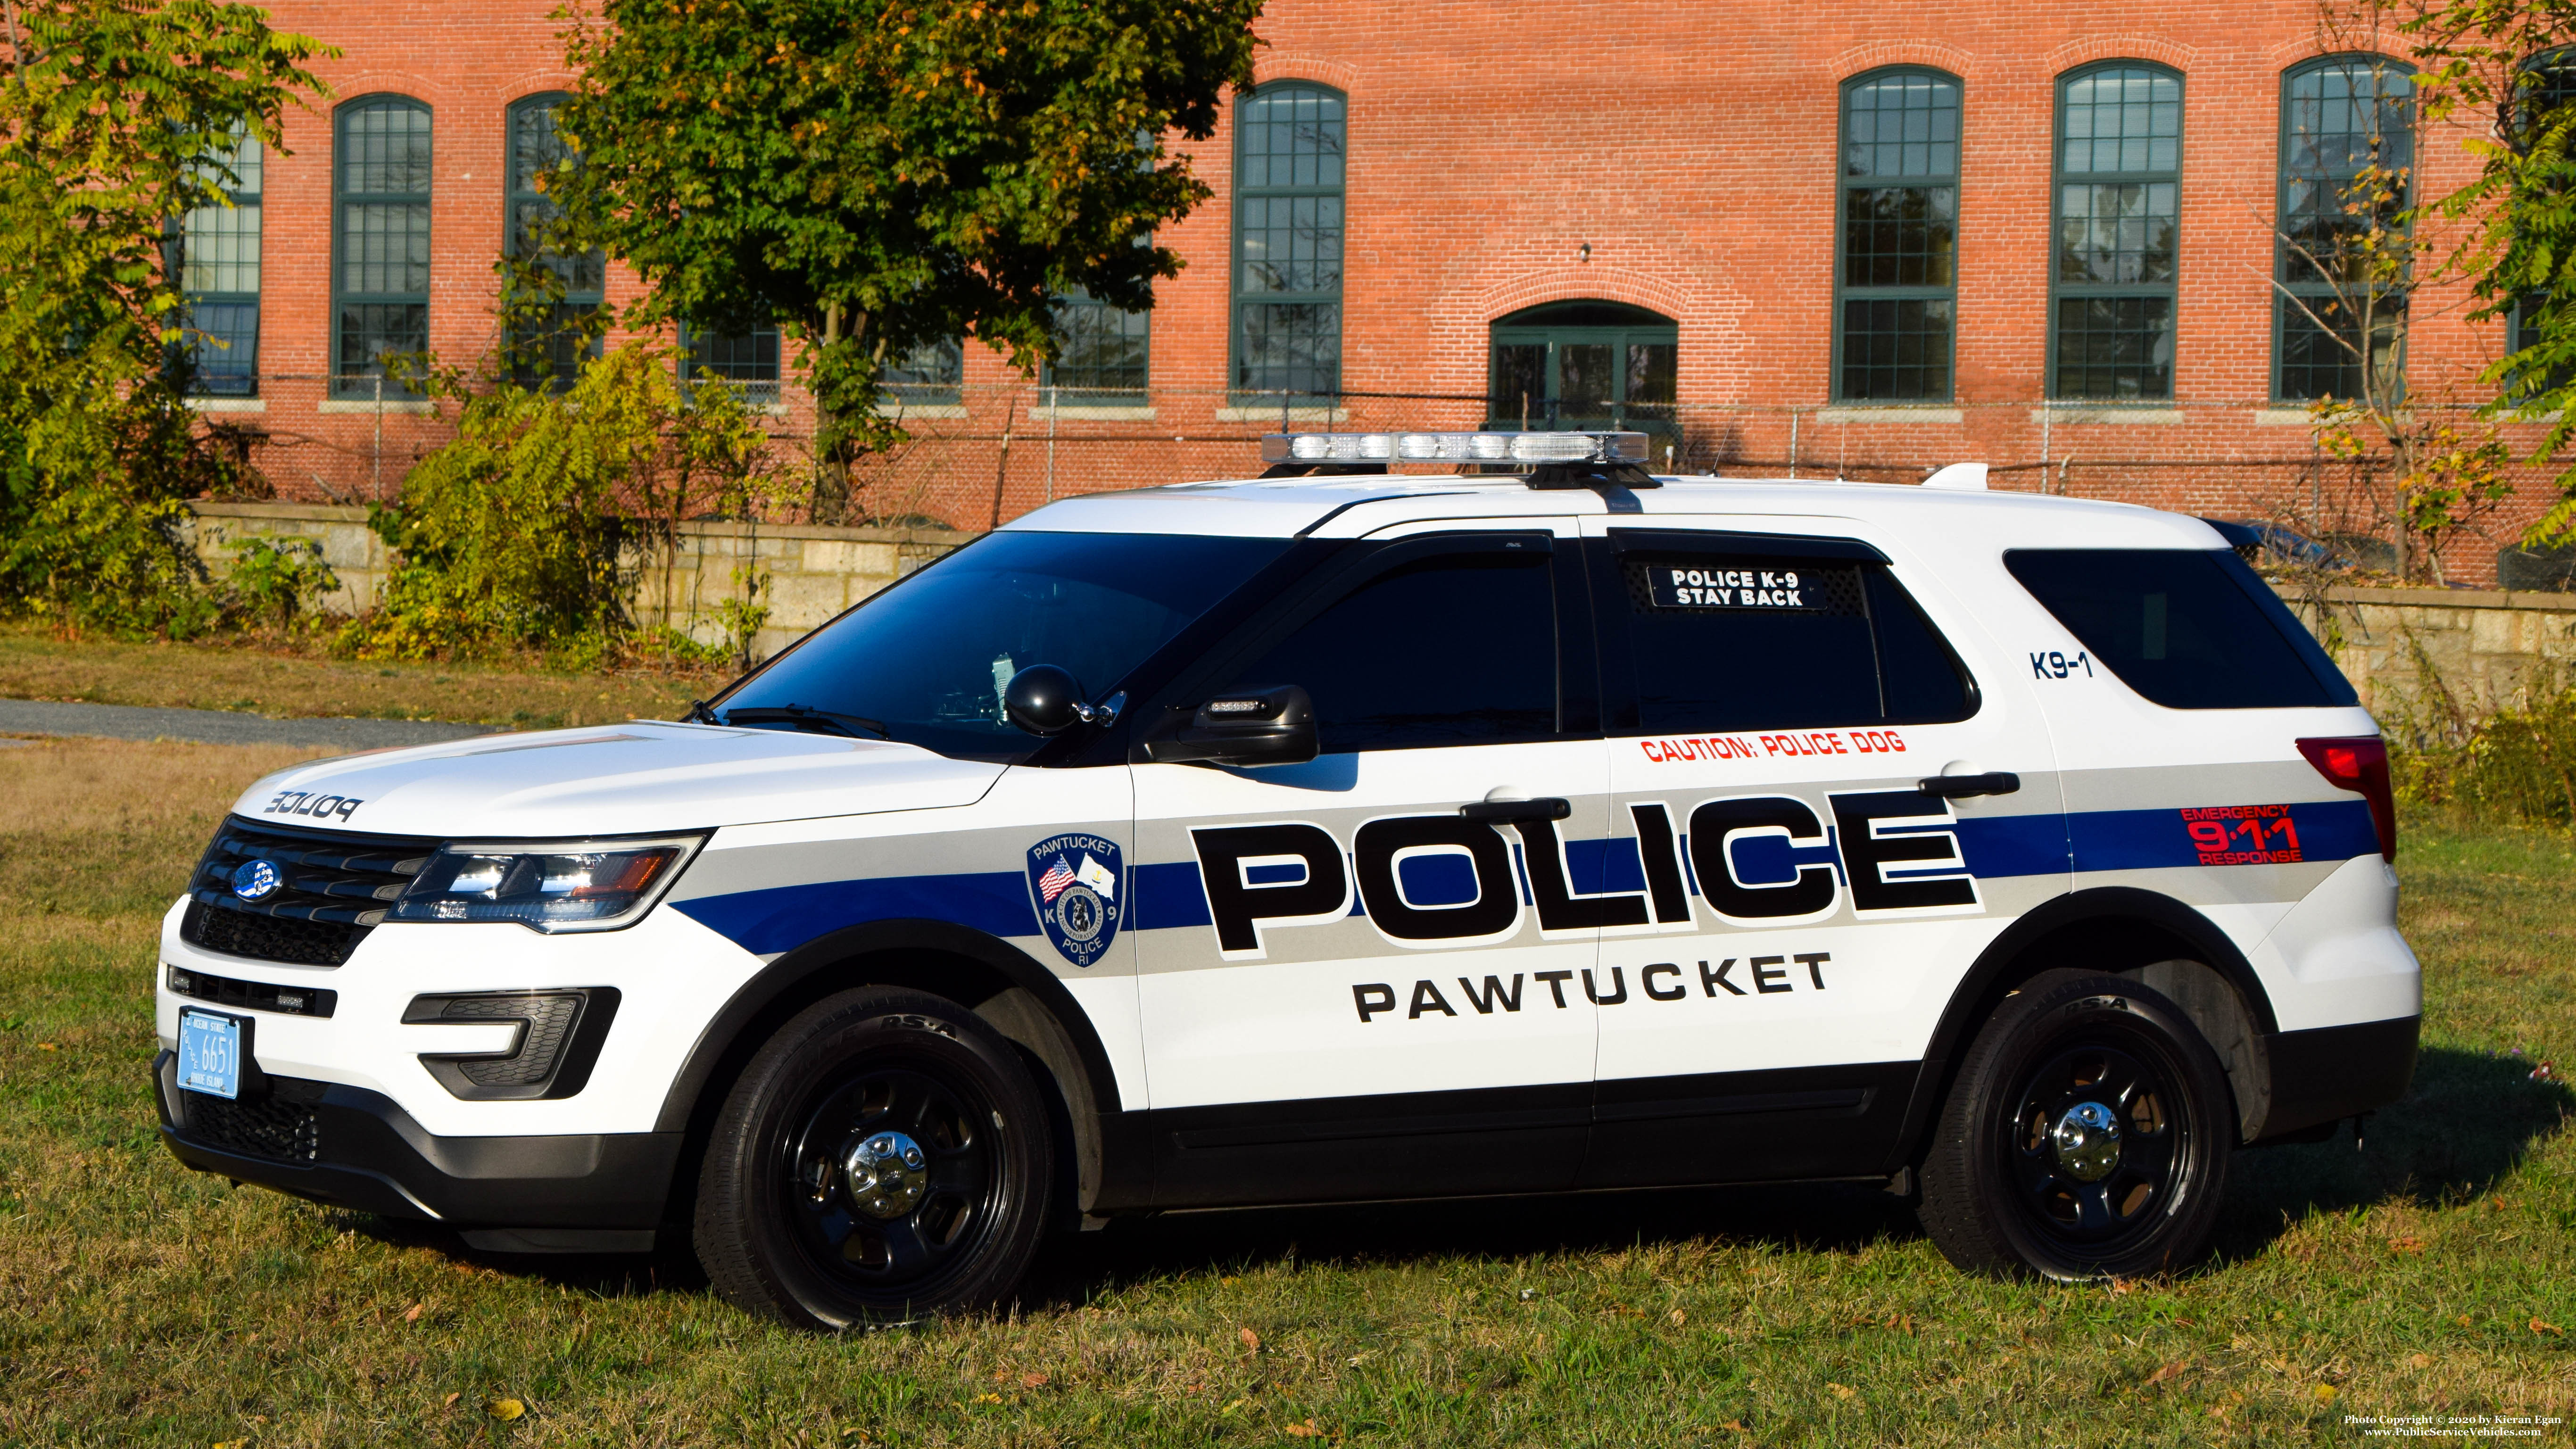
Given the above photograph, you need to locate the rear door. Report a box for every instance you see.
[1127,519,1614,1207]
[1578,519,2071,1187]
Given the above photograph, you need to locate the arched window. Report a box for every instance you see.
[1835,68,1960,403]
[332,95,432,398]
[174,124,262,397]
[1231,82,1344,403]
[2275,55,2413,402]
[1487,301,1677,453]
[505,93,603,390]
[2051,63,2182,400]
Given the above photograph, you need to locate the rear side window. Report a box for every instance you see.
[1611,548,1976,732]
[2004,548,2358,709]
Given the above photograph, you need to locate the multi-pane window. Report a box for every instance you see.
[2275,56,2414,403]
[2052,64,2182,400]
[683,323,780,405]
[883,337,964,406]
[333,96,432,397]
[1835,69,1960,402]
[2509,51,2576,391]
[1487,301,1678,454]
[506,94,603,390]
[1232,83,1344,401]
[1045,290,1149,401]
[176,126,262,396]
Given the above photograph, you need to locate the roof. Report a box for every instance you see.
[999,472,2226,551]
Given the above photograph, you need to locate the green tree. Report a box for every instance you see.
[546,0,1264,524]
[0,1,329,628]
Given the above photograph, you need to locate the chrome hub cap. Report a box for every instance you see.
[2050,1101,2122,1183]
[841,1130,930,1220]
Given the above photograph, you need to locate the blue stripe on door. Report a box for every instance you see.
[673,871,1035,955]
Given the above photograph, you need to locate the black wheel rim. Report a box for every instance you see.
[776,1058,1008,1305]
[2001,1033,2200,1256]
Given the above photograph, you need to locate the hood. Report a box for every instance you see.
[228,721,1007,840]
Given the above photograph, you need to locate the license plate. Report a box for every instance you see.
[177,1010,244,1100]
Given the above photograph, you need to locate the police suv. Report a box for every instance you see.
[155,432,2418,1327]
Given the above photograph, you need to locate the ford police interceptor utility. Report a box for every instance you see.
[155,431,2418,1327]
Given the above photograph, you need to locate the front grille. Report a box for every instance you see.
[182,1093,322,1163]
[180,818,439,967]
[166,964,337,1018]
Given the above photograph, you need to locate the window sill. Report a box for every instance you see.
[317,398,435,414]
[876,403,967,419]
[1813,406,1962,424]
[1031,404,1154,422]
[1213,405,1349,423]
[2031,406,2185,425]
[186,397,266,414]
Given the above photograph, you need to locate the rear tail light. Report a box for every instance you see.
[2296,736,2395,861]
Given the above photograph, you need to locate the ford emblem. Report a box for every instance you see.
[231,859,282,902]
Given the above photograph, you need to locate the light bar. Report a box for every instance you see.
[1259,431,1648,466]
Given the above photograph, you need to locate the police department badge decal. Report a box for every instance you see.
[1027,834,1122,968]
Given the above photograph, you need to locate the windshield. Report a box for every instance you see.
[713,530,1292,761]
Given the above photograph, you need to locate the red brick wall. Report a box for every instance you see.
[230,0,2552,581]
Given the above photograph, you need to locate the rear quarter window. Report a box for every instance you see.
[2004,547,2359,709]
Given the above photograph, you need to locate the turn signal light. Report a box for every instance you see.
[2296,736,2395,861]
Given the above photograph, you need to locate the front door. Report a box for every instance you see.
[1129,520,1615,1207]
[1580,519,2071,1187]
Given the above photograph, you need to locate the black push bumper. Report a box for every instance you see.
[2251,1014,2421,1143]
[153,1050,682,1252]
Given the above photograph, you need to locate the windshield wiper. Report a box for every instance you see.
[717,704,893,740]
[680,698,722,725]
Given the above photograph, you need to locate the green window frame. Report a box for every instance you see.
[680,321,780,406]
[1045,289,1149,402]
[2050,62,2182,401]
[175,124,262,397]
[505,92,603,392]
[1834,67,1960,403]
[2273,55,2414,404]
[2508,50,2576,393]
[1231,81,1344,403]
[883,337,963,406]
[1486,301,1678,454]
[331,94,432,398]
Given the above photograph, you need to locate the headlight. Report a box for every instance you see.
[389,833,705,932]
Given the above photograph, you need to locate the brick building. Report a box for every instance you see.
[189,1,2558,580]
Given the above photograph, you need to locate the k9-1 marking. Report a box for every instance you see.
[2029,649,2095,679]
[1352,952,1832,1022]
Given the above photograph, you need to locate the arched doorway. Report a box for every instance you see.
[1488,301,1679,455]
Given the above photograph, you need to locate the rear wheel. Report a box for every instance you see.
[694,986,1054,1328]
[1918,970,2233,1281]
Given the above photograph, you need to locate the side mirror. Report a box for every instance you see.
[1003,664,1087,737]
[1144,684,1318,767]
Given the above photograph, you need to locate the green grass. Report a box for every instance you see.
[0,624,727,729]
[1,738,2570,1446]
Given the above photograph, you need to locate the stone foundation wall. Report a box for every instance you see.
[2293,585,2576,726]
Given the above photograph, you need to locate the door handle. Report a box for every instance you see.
[1918,771,2020,799]
[1459,797,1573,823]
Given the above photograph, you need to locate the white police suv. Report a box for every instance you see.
[156,432,2418,1327]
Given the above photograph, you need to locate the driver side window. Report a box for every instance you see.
[1217,543,1559,754]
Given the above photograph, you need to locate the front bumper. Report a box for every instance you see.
[154,1050,682,1250]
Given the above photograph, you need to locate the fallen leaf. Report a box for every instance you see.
[442,1392,461,1408]
[2458,1315,2475,1328]
[1827,1382,1855,1400]
[973,1393,1002,1404]
[1220,1398,1248,1416]
[2531,1060,2556,1081]
[213,1441,246,1449]
[1668,1308,1686,1326]
[1721,1423,1750,1435]
[403,1303,422,1322]
[2314,1384,2338,1404]
[1020,1372,1048,1389]
[1284,1422,1324,1438]
[2107,1277,2138,1295]
[488,1398,524,1421]
[2410,1353,2431,1368]
[2144,1360,2189,1387]
[2533,1318,2564,1337]
[37,1043,56,1052]
[1239,1326,1260,1353]
[2388,1236,2426,1254]
[1220,1276,1239,1285]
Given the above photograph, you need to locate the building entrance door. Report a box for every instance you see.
[1488,300,1680,461]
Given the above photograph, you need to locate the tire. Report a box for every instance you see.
[1917,970,2233,1281]
[693,986,1055,1328]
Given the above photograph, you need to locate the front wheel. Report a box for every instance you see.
[694,986,1055,1328]
[1917,970,2233,1281]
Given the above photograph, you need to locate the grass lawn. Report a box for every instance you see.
[0,737,2569,1446]
[0,625,726,730]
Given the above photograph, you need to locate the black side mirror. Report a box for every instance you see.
[1144,684,1318,767]
[1003,664,1087,737]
